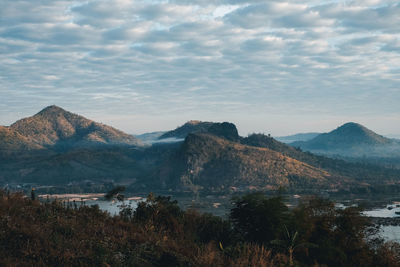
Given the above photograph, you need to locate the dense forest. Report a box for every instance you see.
[1,190,399,266]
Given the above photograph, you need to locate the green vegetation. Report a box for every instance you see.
[1,190,399,266]
[104,185,126,201]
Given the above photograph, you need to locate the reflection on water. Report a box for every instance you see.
[381,226,400,243]
[38,193,144,216]
[363,203,400,218]
[83,200,140,215]
[362,203,400,243]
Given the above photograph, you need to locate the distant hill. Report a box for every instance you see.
[8,105,142,149]
[275,132,320,143]
[290,122,399,158]
[159,121,239,141]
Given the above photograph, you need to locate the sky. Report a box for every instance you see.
[0,0,399,136]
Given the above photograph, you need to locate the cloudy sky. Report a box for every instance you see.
[1,0,399,136]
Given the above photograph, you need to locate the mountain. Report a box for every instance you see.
[9,105,142,149]
[275,132,321,143]
[148,133,348,192]
[159,121,240,141]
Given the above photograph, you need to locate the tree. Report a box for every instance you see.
[104,185,125,201]
[292,197,376,266]
[132,193,184,236]
[230,192,289,244]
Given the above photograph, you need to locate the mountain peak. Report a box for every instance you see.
[332,122,387,143]
[9,106,142,148]
[36,105,71,117]
[337,122,366,131]
[340,122,362,128]
[38,105,64,112]
[187,120,202,125]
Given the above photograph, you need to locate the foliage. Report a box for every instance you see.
[230,193,289,244]
[0,190,399,266]
[104,185,126,201]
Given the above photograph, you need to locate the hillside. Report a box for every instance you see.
[9,105,142,149]
[150,133,347,192]
[0,126,44,151]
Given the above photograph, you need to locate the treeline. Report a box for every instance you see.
[0,191,399,266]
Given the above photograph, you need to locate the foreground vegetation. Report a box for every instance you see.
[0,191,399,266]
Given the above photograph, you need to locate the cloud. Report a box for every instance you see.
[316,3,400,33]
[0,0,399,134]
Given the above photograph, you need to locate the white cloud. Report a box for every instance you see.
[0,0,399,134]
